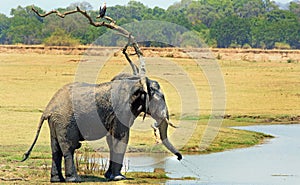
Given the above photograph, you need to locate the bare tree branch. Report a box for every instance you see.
[32,5,146,76]
[123,33,139,75]
[98,16,116,24]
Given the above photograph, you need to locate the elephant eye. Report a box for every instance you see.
[153,92,164,100]
[150,81,160,91]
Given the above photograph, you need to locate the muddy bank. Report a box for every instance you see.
[1,45,300,62]
[224,114,300,124]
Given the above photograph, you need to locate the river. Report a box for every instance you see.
[125,124,300,185]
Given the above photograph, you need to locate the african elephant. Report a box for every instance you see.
[22,73,182,182]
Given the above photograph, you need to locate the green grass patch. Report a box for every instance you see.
[181,115,211,121]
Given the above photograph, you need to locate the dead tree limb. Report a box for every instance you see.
[123,33,139,75]
[32,6,145,76]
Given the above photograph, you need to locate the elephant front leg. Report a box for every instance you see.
[105,132,129,181]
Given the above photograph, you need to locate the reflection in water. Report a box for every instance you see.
[125,125,300,185]
[124,153,170,168]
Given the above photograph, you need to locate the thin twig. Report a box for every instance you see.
[0,177,27,181]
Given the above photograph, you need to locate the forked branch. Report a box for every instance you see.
[32,5,145,75]
[123,33,139,75]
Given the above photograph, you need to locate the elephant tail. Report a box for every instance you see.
[21,115,47,162]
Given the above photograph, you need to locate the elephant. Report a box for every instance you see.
[21,73,182,182]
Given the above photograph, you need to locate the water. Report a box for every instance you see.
[125,124,300,185]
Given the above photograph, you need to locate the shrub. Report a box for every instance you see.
[229,43,241,49]
[259,42,266,49]
[274,42,291,50]
[242,43,252,49]
[44,29,80,46]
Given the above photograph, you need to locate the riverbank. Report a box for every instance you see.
[0,122,295,184]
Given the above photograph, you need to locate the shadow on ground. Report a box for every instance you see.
[80,175,134,182]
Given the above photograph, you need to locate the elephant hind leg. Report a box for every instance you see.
[57,140,82,182]
[56,127,82,182]
[50,137,65,182]
[63,150,81,182]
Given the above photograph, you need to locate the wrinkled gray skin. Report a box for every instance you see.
[22,73,182,183]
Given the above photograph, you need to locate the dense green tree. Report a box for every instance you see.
[5,6,44,44]
[0,14,10,44]
[289,1,300,18]
[262,0,278,12]
[181,0,234,28]
[210,16,251,48]
[67,1,93,11]
[127,0,148,21]
[2,1,300,49]
[41,2,105,45]
[233,0,266,18]
[251,9,300,49]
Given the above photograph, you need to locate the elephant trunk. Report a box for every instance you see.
[158,118,182,161]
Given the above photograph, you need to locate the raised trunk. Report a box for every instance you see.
[158,119,182,161]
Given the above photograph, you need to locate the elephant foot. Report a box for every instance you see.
[104,169,126,181]
[104,170,111,179]
[50,175,65,183]
[65,176,82,183]
[108,174,126,181]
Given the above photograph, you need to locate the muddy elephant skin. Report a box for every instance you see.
[22,73,182,182]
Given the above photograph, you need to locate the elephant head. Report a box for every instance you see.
[146,78,182,161]
[112,73,182,161]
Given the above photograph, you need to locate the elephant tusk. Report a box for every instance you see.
[151,124,160,144]
[137,105,143,112]
[151,118,178,144]
[164,118,179,128]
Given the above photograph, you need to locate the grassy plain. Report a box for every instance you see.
[0,52,299,183]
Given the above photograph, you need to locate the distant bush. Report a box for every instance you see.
[274,42,291,50]
[44,29,80,47]
[229,43,241,49]
[242,43,252,49]
[287,59,296,63]
[180,31,204,48]
[259,42,266,49]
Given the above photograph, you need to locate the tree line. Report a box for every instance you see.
[1,0,300,49]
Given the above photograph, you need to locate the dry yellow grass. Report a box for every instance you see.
[1,52,299,146]
[221,60,300,115]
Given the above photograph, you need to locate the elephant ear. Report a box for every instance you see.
[128,77,150,119]
[112,76,150,123]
